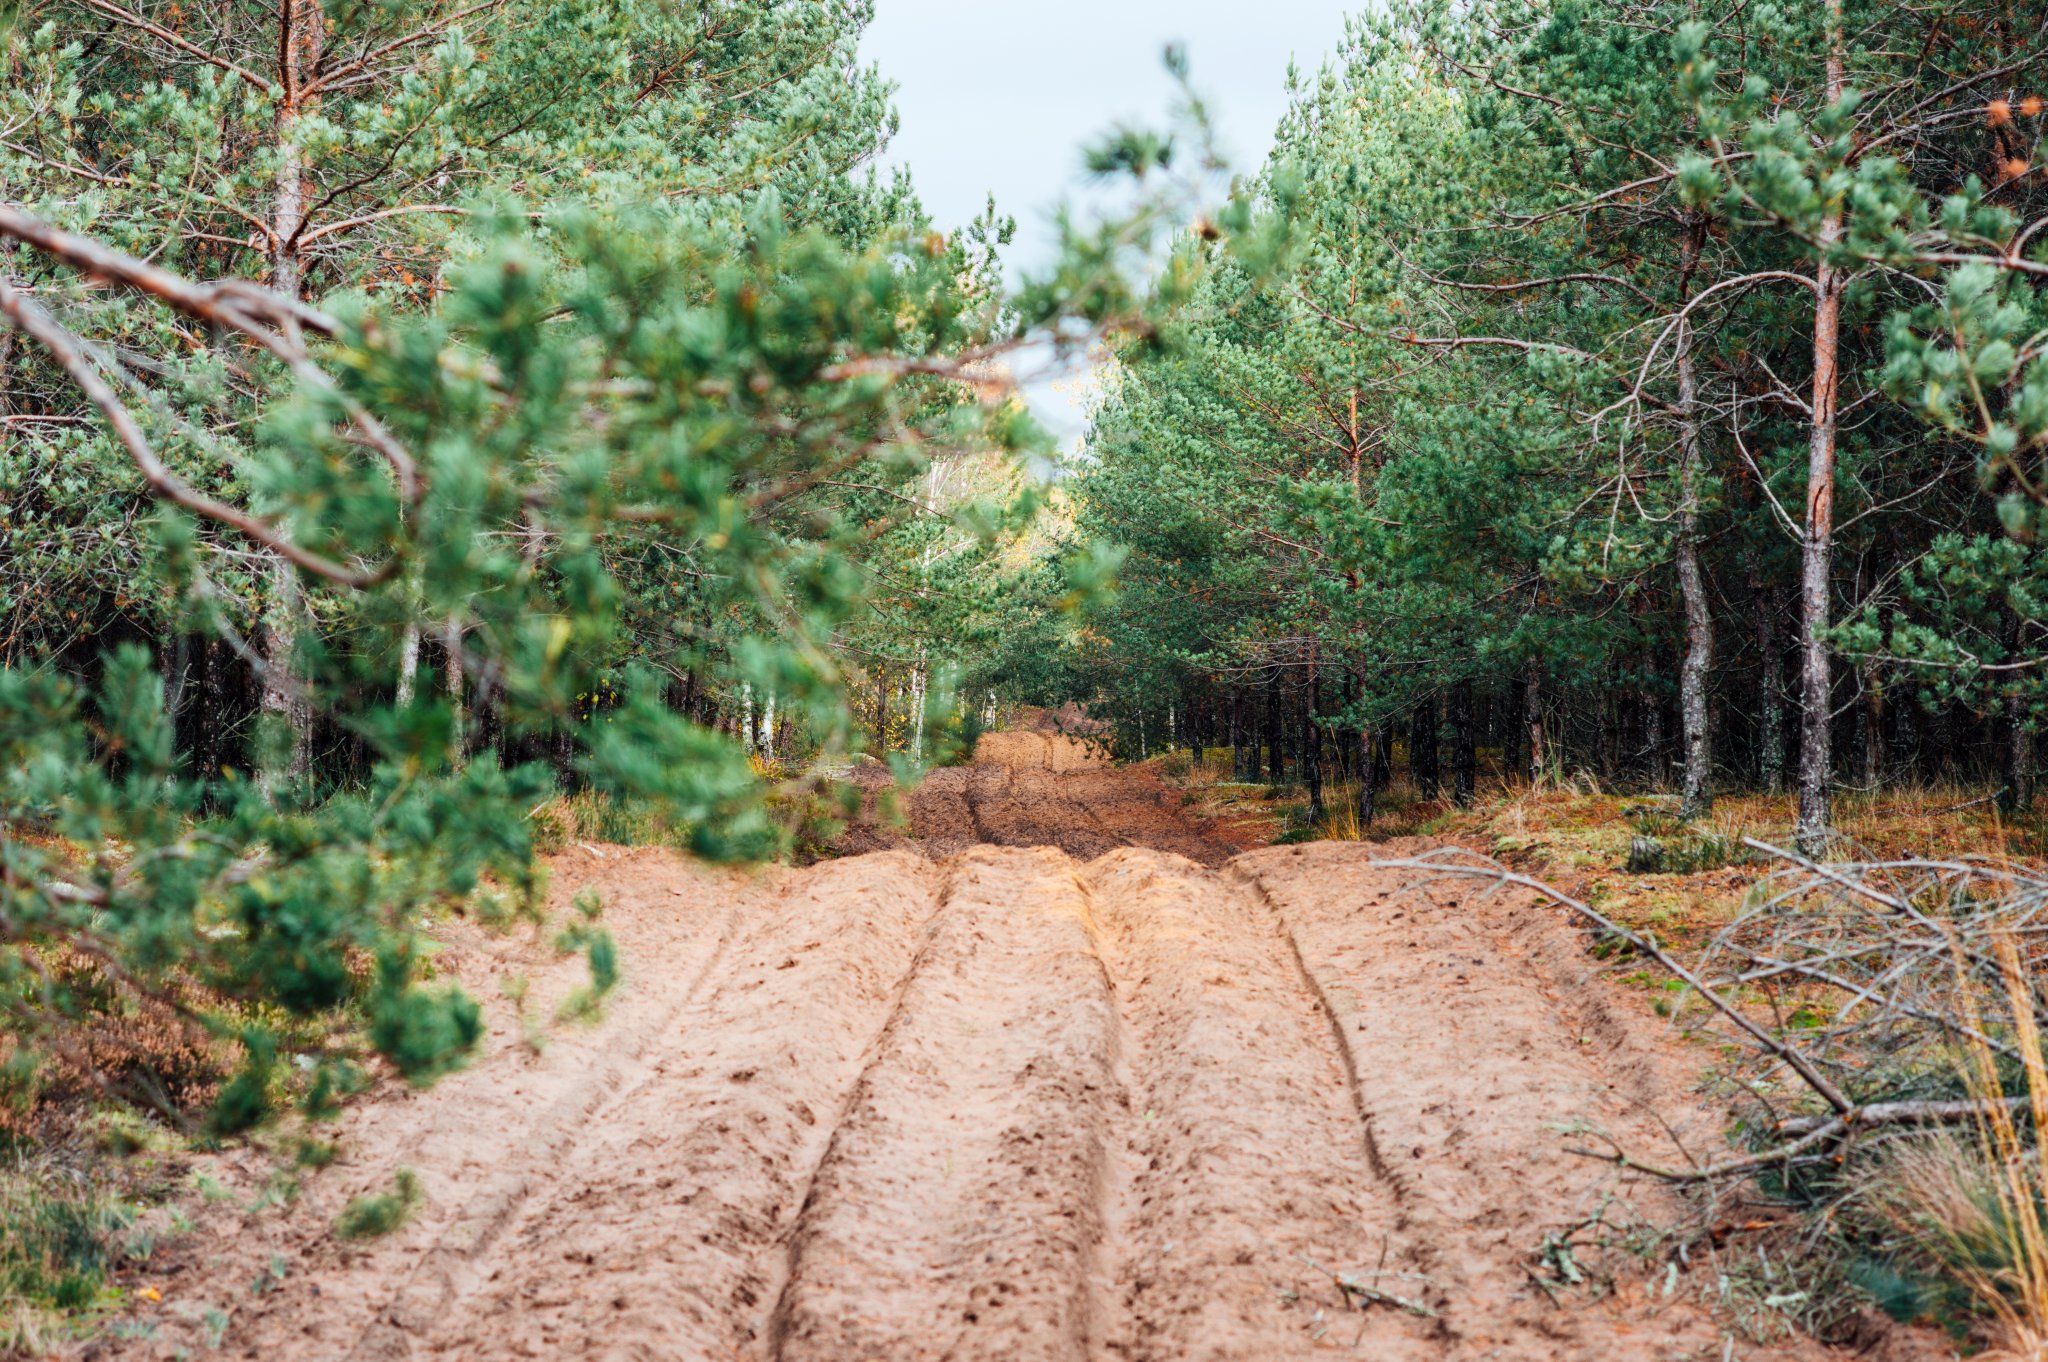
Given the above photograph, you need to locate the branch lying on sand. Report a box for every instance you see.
[1368,845,2048,1186]
[1367,847,1855,1116]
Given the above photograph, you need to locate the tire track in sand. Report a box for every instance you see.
[119,746,1831,1362]
[1085,849,1439,1361]
[406,849,943,1361]
[343,876,751,1362]
[182,847,751,1362]
[1235,843,1715,1361]
[768,846,1123,1362]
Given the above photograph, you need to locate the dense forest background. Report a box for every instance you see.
[1032,0,2048,865]
[2,0,2047,1167]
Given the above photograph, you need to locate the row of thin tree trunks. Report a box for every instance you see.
[14,584,2023,822]
[1168,657,2037,829]
[148,628,905,797]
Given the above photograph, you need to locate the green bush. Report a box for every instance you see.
[1624,830,1732,874]
[335,1168,422,1241]
[0,1171,133,1332]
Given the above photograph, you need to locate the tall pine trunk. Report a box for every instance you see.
[1642,650,1666,785]
[1795,2,1846,856]
[2002,611,2034,816]
[1753,566,1788,792]
[1411,697,1440,799]
[396,621,420,706]
[1674,217,1715,818]
[2003,694,2034,818]
[1449,679,1476,808]
[1264,671,1283,784]
[443,615,466,768]
[1356,722,1377,829]
[1859,662,1885,790]
[257,556,313,794]
[1303,669,1324,821]
[257,0,323,795]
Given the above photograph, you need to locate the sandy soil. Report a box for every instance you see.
[84,735,1868,1361]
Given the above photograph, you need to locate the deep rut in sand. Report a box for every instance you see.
[97,734,1840,1362]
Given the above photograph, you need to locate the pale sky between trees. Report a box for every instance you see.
[861,1,1352,446]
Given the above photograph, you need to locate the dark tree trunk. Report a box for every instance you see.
[1264,671,1283,784]
[2003,612,2035,817]
[1619,677,1643,785]
[1304,671,1325,821]
[1756,573,1788,793]
[1641,651,1665,787]
[1449,679,1476,808]
[2004,696,2034,818]
[1523,657,1546,785]
[1859,663,1885,792]
[1595,674,1618,783]
[553,724,577,790]
[1674,216,1715,819]
[1411,697,1440,800]
[1356,721,1377,829]
[191,638,220,786]
[162,633,189,746]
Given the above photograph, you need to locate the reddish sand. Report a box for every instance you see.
[83,734,1886,1361]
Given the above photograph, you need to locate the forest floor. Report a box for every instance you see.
[64,731,1948,1361]
[1155,750,2040,962]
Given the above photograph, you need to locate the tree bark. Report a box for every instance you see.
[1524,656,1546,785]
[2004,695,2034,819]
[1674,217,1715,819]
[257,555,313,795]
[1356,721,1378,829]
[2003,611,2034,817]
[162,632,189,738]
[1303,668,1325,821]
[256,0,324,795]
[396,619,420,706]
[1795,2,1846,857]
[1642,650,1665,786]
[1449,679,1476,807]
[192,638,221,787]
[443,614,466,768]
[1754,569,1787,793]
[1859,662,1885,791]
[1411,696,1440,800]
[1264,670,1283,784]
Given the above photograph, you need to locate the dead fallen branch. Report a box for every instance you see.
[1371,845,2048,1187]
[1368,846,1856,1116]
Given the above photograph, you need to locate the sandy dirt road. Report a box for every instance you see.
[91,734,1837,1361]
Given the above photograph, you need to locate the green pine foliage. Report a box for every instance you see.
[0,0,1256,1141]
[1028,2,2048,842]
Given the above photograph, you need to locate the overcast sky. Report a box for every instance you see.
[860,1,1356,446]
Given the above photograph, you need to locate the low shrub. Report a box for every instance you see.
[0,1165,137,1350]
[335,1168,422,1241]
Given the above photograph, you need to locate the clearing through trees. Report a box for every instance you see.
[87,734,1844,1361]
